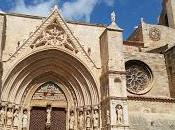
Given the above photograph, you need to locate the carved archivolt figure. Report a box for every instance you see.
[13,109,19,127]
[0,106,6,126]
[46,106,51,126]
[116,105,123,124]
[6,108,13,127]
[78,111,84,130]
[22,110,28,130]
[86,110,91,129]
[69,111,75,130]
[93,109,99,128]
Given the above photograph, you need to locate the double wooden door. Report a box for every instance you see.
[29,107,66,130]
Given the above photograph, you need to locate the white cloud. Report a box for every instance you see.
[61,0,98,22]
[8,0,114,22]
[11,0,56,16]
[0,8,5,13]
[10,0,99,22]
[104,0,115,6]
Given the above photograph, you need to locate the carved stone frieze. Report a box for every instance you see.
[30,19,78,53]
[32,82,66,101]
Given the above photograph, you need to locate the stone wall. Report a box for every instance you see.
[128,100,175,130]
[124,52,170,97]
[165,46,175,97]
[127,21,175,52]
[1,13,105,69]
[141,23,175,50]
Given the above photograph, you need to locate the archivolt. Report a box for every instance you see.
[2,48,99,107]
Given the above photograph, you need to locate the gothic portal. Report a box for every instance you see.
[1,1,175,130]
[29,82,67,130]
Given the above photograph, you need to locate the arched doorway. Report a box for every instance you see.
[2,49,100,130]
[29,81,67,130]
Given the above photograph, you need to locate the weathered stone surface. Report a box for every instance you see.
[1,1,175,130]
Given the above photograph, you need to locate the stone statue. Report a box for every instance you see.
[93,109,99,128]
[22,110,28,130]
[13,109,19,127]
[78,111,84,130]
[69,111,75,130]
[6,108,13,127]
[86,110,91,129]
[111,11,116,23]
[116,104,123,124]
[106,110,110,125]
[0,106,6,126]
[46,106,51,126]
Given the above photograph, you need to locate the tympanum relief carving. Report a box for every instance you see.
[32,82,66,102]
[30,19,78,53]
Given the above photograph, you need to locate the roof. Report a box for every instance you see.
[0,12,107,28]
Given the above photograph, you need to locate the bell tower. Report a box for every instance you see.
[100,12,129,130]
[159,0,175,28]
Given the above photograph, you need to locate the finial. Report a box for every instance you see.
[54,5,58,10]
[108,11,123,31]
[141,17,144,23]
[111,11,116,23]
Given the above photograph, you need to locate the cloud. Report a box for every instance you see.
[61,0,98,22]
[11,0,56,16]
[0,8,5,13]
[103,0,115,6]
[5,0,114,22]
[9,0,99,22]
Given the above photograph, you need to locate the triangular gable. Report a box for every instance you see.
[8,6,97,68]
[30,18,78,53]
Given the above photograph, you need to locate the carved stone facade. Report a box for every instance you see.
[0,1,175,130]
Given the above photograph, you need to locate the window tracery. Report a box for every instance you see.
[126,61,153,94]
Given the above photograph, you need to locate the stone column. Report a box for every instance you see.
[0,102,6,130]
[0,15,5,100]
[100,12,129,130]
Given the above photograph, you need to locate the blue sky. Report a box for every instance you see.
[0,0,162,39]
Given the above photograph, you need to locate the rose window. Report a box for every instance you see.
[126,61,153,94]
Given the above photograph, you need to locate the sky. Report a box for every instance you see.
[0,0,163,39]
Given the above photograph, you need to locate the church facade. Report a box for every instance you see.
[0,0,175,130]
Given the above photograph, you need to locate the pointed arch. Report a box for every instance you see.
[2,48,100,108]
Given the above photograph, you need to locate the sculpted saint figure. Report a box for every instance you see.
[106,110,110,125]
[86,110,91,129]
[6,108,13,127]
[13,109,19,127]
[0,107,6,126]
[69,111,75,130]
[116,105,123,124]
[78,111,84,130]
[22,110,28,130]
[93,109,99,129]
[46,106,51,126]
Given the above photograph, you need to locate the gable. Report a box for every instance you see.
[30,18,78,53]
[6,6,97,68]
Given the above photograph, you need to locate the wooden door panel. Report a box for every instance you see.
[29,107,47,130]
[51,108,66,130]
